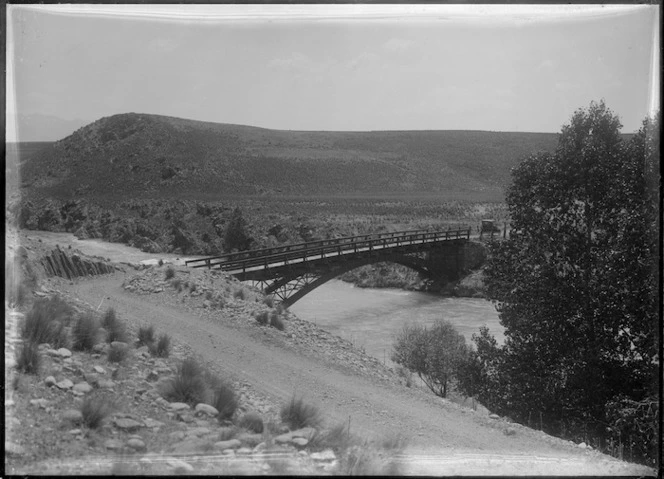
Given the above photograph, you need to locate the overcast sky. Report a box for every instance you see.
[6,5,660,140]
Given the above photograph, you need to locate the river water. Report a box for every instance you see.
[290,280,504,366]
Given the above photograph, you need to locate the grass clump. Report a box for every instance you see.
[101,308,128,343]
[107,343,129,363]
[207,373,239,421]
[269,311,285,331]
[137,325,155,347]
[189,282,197,293]
[72,313,99,351]
[238,411,264,433]
[280,396,323,430]
[233,288,246,301]
[263,295,275,308]
[160,357,207,405]
[255,311,269,326]
[148,333,170,357]
[16,340,41,374]
[164,266,175,280]
[21,296,73,345]
[80,394,113,429]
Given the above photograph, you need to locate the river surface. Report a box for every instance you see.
[291,280,504,366]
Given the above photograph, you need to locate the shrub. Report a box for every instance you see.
[189,283,197,293]
[80,394,113,429]
[218,426,239,441]
[160,357,207,405]
[107,343,129,363]
[205,290,213,301]
[158,259,164,267]
[72,313,99,351]
[263,296,275,308]
[309,422,352,452]
[149,333,170,358]
[270,311,285,331]
[208,375,238,421]
[101,308,128,343]
[164,266,175,280]
[280,396,323,430]
[16,340,41,374]
[22,296,73,345]
[238,411,264,433]
[233,288,246,301]
[255,311,269,326]
[171,278,182,290]
[137,325,155,346]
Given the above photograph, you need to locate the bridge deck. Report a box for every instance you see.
[186,228,471,275]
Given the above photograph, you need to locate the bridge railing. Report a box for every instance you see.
[186,227,471,272]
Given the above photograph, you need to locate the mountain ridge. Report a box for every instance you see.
[19,113,561,201]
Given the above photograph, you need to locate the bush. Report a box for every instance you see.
[171,278,182,290]
[238,411,264,433]
[16,340,41,374]
[22,296,73,345]
[164,266,175,280]
[218,426,239,441]
[80,394,113,429]
[149,333,170,357]
[208,375,238,421]
[205,290,213,301]
[309,422,352,452]
[107,343,129,363]
[72,313,99,351]
[280,396,323,430]
[160,357,207,405]
[189,283,197,293]
[137,325,155,346]
[101,308,128,343]
[255,311,269,326]
[263,296,275,308]
[233,288,246,301]
[269,311,285,330]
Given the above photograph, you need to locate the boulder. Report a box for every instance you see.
[104,439,124,451]
[56,379,74,390]
[44,376,57,387]
[194,403,218,417]
[311,449,336,462]
[169,402,190,411]
[214,439,242,451]
[127,438,146,451]
[62,409,83,424]
[98,379,115,389]
[57,348,73,358]
[93,365,106,374]
[114,417,145,432]
[73,382,93,394]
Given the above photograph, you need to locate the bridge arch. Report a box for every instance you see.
[261,253,443,307]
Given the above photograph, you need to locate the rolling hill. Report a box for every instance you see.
[17,113,560,201]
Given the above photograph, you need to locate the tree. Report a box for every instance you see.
[391,319,469,398]
[224,207,252,252]
[480,101,659,463]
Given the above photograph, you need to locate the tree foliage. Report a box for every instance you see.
[223,207,252,252]
[478,101,659,465]
[391,320,469,398]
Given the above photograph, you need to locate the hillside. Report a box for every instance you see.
[18,113,559,201]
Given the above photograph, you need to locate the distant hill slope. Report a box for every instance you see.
[19,113,560,201]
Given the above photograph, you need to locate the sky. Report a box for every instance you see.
[6,5,660,141]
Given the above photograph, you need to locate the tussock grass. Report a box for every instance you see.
[269,311,285,331]
[164,266,175,280]
[280,396,323,430]
[137,325,155,346]
[171,278,182,290]
[72,313,99,351]
[21,296,73,345]
[263,295,275,308]
[101,308,128,343]
[16,340,41,374]
[207,373,238,421]
[160,357,207,405]
[238,411,264,433]
[218,426,239,441]
[80,394,113,429]
[255,311,269,326]
[205,290,213,301]
[107,343,129,363]
[148,333,170,357]
[189,282,197,293]
[233,288,246,301]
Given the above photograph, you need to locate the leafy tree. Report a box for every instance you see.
[224,207,252,252]
[480,101,659,463]
[391,319,469,398]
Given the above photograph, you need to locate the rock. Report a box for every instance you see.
[145,370,159,382]
[311,449,336,461]
[170,438,209,454]
[143,418,165,429]
[92,344,105,354]
[292,437,309,447]
[94,365,106,374]
[169,402,190,411]
[203,300,212,308]
[110,341,130,352]
[44,376,57,387]
[62,409,83,424]
[169,431,186,441]
[30,398,49,408]
[194,403,218,417]
[185,427,211,437]
[114,418,145,432]
[98,379,115,389]
[503,427,517,436]
[489,413,500,420]
[72,382,93,394]
[127,438,146,451]
[104,439,124,451]
[69,429,82,435]
[578,442,587,449]
[166,459,194,473]
[46,349,60,357]
[291,427,316,439]
[57,348,72,358]
[56,379,74,390]
[235,432,263,447]
[214,439,242,451]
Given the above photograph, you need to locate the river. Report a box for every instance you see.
[290,280,504,366]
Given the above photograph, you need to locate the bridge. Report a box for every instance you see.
[186,227,476,306]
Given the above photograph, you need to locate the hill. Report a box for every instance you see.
[18,113,559,201]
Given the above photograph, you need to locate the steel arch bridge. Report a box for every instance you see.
[186,228,472,306]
